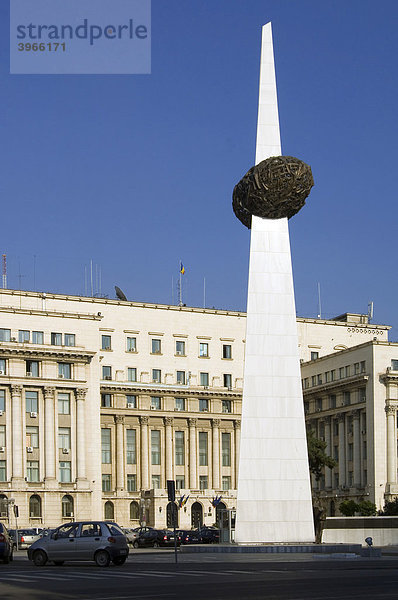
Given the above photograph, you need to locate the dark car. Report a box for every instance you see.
[133,529,181,548]
[177,529,201,545]
[0,523,13,563]
[27,521,129,567]
[196,526,220,544]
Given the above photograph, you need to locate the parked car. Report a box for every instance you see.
[27,521,129,567]
[131,526,154,536]
[133,529,181,548]
[177,529,201,545]
[121,527,138,545]
[8,528,41,549]
[0,523,13,563]
[196,526,220,544]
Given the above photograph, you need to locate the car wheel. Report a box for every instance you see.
[33,550,48,567]
[95,550,110,567]
[112,556,127,566]
[133,541,139,549]
[53,561,64,566]
[153,541,160,548]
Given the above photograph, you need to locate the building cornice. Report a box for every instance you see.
[303,374,369,398]
[0,344,95,362]
[100,383,242,398]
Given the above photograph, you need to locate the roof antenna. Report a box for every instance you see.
[115,286,127,301]
[368,301,374,323]
[317,282,322,319]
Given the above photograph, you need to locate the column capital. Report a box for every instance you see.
[10,384,23,396]
[114,415,125,425]
[75,387,88,401]
[234,420,241,430]
[139,415,149,425]
[385,405,396,416]
[324,416,332,425]
[164,416,174,426]
[212,419,221,428]
[352,409,361,420]
[336,413,345,423]
[188,418,197,427]
[43,386,56,399]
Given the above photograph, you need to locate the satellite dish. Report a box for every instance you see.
[115,286,127,301]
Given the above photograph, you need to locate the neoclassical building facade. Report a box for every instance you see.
[0,289,394,528]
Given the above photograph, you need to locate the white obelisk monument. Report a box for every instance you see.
[235,23,315,543]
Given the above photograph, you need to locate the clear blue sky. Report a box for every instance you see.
[1,1,398,338]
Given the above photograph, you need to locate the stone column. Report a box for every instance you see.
[75,388,88,484]
[115,415,125,491]
[44,386,57,487]
[188,418,197,489]
[324,416,332,488]
[352,410,361,487]
[11,385,23,483]
[164,417,173,482]
[140,416,149,489]
[386,405,397,484]
[212,419,221,490]
[234,420,241,485]
[337,413,346,487]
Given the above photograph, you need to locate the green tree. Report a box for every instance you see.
[357,500,377,516]
[306,427,336,480]
[380,498,398,515]
[339,499,358,516]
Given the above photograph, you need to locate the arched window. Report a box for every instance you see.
[104,500,114,520]
[62,495,74,518]
[216,501,226,525]
[130,501,139,520]
[191,501,203,529]
[0,494,8,517]
[29,495,42,518]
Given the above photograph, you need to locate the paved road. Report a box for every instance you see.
[1,551,398,599]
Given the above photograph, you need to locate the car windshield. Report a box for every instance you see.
[106,523,124,536]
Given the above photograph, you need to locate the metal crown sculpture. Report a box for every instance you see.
[232,155,314,228]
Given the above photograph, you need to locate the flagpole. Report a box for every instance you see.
[179,261,182,306]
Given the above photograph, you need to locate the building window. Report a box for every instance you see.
[333,421,338,436]
[222,400,231,413]
[62,495,74,517]
[175,431,185,466]
[152,475,161,489]
[19,330,30,343]
[130,500,139,519]
[176,476,185,490]
[199,399,209,412]
[26,361,39,377]
[151,430,161,465]
[348,443,353,461]
[0,390,5,412]
[358,388,366,402]
[127,368,137,382]
[152,369,161,383]
[58,393,70,414]
[151,396,161,410]
[176,341,185,355]
[32,331,43,344]
[222,476,231,491]
[127,475,137,492]
[176,371,185,384]
[0,460,6,482]
[58,363,71,379]
[104,500,114,519]
[151,339,161,354]
[199,476,208,490]
[391,360,398,371]
[310,351,319,361]
[0,328,11,342]
[26,426,39,448]
[316,398,322,411]
[102,365,112,380]
[343,391,351,406]
[311,376,316,387]
[360,361,366,373]
[27,461,39,482]
[333,446,338,461]
[304,378,309,389]
[0,425,4,447]
[102,474,111,492]
[51,332,62,346]
[223,374,232,388]
[25,391,38,413]
[64,334,75,347]
[200,372,209,387]
[101,335,111,350]
[354,363,360,375]
[339,367,344,379]
[331,370,336,381]
[325,371,330,383]
[345,366,351,377]
[199,432,208,466]
[29,494,41,518]
[317,374,322,385]
[101,429,111,463]
[222,433,231,466]
[222,344,232,359]
[59,427,71,450]
[126,430,136,464]
[126,395,137,408]
[199,343,209,357]
[175,397,185,411]
[127,337,136,352]
[329,395,336,409]
[0,359,5,375]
